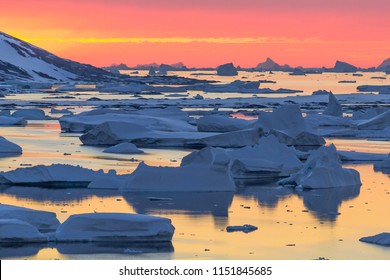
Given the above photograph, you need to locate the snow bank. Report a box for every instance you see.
[323,92,343,117]
[103,142,144,154]
[56,213,174,242]
[11,109,46,120]
[359,233,390,246]
[0,136,22,154]
[121,162,236,192]
[0,219,48,243]
[279,144,361,189]
[0,164,117,187]
[0,204,60,232]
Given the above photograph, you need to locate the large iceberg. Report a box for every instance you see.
[182,135,302,179]
[0,204,60,232]
[216,63,238,76]
[55,213,174,243]
[0,164,118,187]
[121,162,236,192]
[279,144,361,189]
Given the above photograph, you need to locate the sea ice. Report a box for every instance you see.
[323,92,343,117]
[11,108,46,120]
[0,219,48,243]
[55,213,174,242]
[0,136,22,154]
[279,144,361,189]
[121,162,236,192]
[103,142,144,154]
[216,63,238,76]
[0,204,60,232]
[359,233,390,246]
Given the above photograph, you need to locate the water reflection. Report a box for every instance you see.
[57,242,174,256]
[123,192,234,217]
[236,184,293,208]
[294,186,361,221]
[0,243,47,259]
[0,186,119,202]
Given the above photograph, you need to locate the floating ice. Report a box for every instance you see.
[103,142,144,154]
[359,233,390,246]
[0,204,60,232]
[121,162,236,192]
[197,115,255,132]
[226,224,258,233]
[0,136,22,154]
[279,144,361,189]
[0,164,117,187]
[0,219,48,243]
[357,109,390,130]
[323,92,343,117]
[11,109,46,120]
[0,116,26,125]
[55,213,174,243]
[216,63,238,76]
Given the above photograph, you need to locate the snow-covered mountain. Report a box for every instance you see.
[0,32,117,83]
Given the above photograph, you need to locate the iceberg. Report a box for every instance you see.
[103,142,144,154]
[0,164,118,187]
[359,233,390,246]
[0,116,26,125]
[55,213,174,243]
[121,162,236,192]
[0,136,22,154]
[216,63,238,76]
[279,144,361,189]
[357,109,390,130]
[11,109,46,120]
[0,204,60,232]
[374,155,390,172]
[0,219,48,243]
[323,92,343,117]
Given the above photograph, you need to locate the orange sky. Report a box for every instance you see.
[1,0,389,68]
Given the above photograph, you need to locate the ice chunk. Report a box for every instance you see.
[0,219,48,243]
[0,136,22,154]
[256,105,307,132]
[103,142,144,154]
[11,109,46,120]
[359,233,390,246]
[357,109,390,130]
[312,90,331,96]
[270,129,325,147]
[323,92,343,117]
[0,116,26,125]
[121,162,236,192]
[0,204,59,232]
[226,224,258,233]
[374,155,390,172]
[216,63,238,76]
[56,213,174,242]
[332,60,357,73]
[279,144,361,189]
[0,164,117,187]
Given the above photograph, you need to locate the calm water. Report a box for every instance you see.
[0,71,389,259]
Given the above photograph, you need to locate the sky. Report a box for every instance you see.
[1,0,389,68]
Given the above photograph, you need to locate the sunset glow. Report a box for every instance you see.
[2,0,390,68]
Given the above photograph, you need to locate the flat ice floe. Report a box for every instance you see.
[0,164,118,187]
[0,136,22,154]
[359,233,390,246]
[279,144,361,189]
[121,162,236,192]
[0,204,60,232]
[55,213,175,243]
[0,219,48,243]
[103,142,144,154]
[197,115,255,132]
[0,115,26,125]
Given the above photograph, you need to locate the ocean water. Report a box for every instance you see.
[0,71,389,259]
